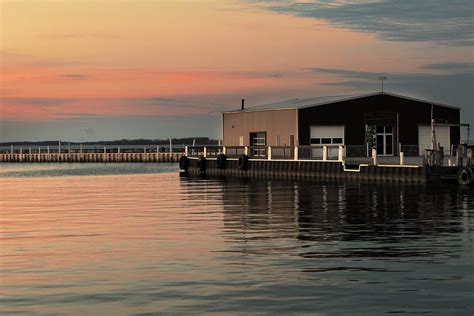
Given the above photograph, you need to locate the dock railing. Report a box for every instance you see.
[186,145,345,161]
[0,145,186,154]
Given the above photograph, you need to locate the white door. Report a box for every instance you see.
[310,126,344,158]
[418,125,450,156]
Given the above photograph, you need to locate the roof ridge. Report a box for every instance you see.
[222,91,458,113]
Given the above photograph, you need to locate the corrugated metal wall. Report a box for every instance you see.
[223,109,297,146]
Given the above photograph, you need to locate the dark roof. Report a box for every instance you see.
[223,92,459,113]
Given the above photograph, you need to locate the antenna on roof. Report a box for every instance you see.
[378,76,387,93]
[241,99,245,110]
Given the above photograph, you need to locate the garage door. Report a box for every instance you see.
[418,125,450,156]
[310,126,344,158]
[310,126,344,145]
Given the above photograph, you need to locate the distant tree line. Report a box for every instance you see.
[0,137,219,146]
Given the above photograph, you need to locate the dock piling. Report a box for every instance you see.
[371,148,377,166]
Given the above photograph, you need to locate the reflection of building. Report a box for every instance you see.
[222,92,461,156]
[214,178,472,256]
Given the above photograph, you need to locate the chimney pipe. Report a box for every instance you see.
[241,99,245,110]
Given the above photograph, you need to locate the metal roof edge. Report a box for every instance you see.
[222,107,297,114]
[221,91,460,113]
[380,92,460,110]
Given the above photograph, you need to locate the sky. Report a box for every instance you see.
[0,0,473,142]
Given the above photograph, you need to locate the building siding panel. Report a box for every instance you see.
[223,109,297,146]
[298,94,460,147]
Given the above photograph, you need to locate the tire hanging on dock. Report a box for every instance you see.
[179,156,189,171]
[197,156,207,173]
[458,167,472,186]
[216,154,227,169]
[238,154,249,171]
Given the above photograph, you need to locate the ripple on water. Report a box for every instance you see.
[0,164,473,315]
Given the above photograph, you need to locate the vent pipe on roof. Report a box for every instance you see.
[241,99,245,110]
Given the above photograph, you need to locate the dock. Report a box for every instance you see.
[0,146,182,163]
[180,145,473,185]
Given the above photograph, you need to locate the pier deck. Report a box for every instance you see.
[180,145,473,185]
[0,152,182,163]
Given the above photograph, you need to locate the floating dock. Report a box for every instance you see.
[179,145,473,185]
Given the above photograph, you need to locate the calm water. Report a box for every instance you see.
[1,163,473,315]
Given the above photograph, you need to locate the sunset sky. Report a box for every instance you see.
[1,0,473,141]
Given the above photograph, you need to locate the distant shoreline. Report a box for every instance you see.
[0,137,219,147]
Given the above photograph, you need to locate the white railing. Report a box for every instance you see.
[186,145,345,161]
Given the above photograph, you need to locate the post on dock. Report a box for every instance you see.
[29,147,32,155]
[267,146,272,160]
[400,152,404,165]
[47,146,50,154]
[38,147,41,155]
[169,138,173,154]
[222,146,226,155]
[185,146,189,157]
[371,148,377,166]
[203,147,207,158]
[20,147,23,162]
[10,145,13,155]
[322,145,328,161]
[244,146,249,156]
[467,149,472,167]
[338,145,344,162]
[456,146,462,167]
[294,146,298,161]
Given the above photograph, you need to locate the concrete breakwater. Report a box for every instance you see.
[0,152,182,163]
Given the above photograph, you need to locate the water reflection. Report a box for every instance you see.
[184,177,474,262]
[1,166,472,315]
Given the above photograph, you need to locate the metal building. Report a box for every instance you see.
[222,92,461,157]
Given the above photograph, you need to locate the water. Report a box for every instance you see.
[1,164,473,315]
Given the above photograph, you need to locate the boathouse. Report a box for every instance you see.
[222,92,461,157]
